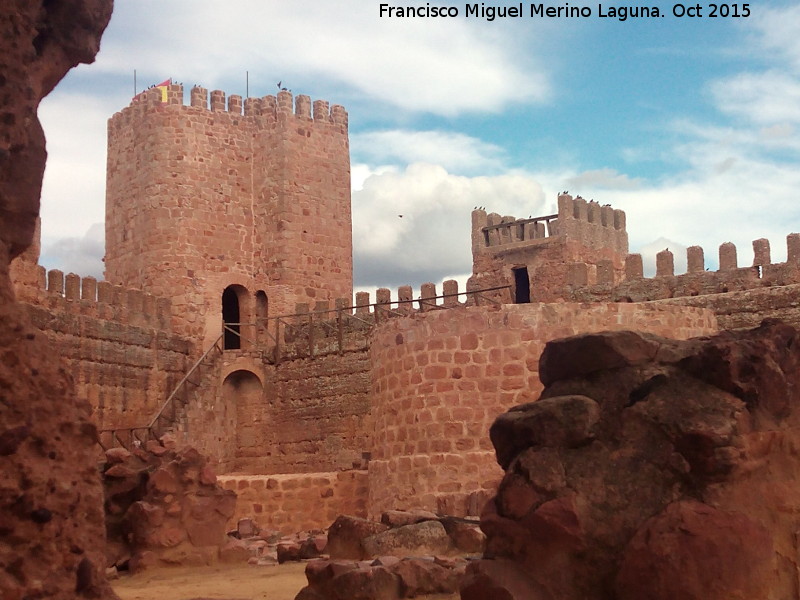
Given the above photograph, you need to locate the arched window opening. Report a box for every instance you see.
[255,290,268,320]
[222,286,242,350]
[255,290,268,346]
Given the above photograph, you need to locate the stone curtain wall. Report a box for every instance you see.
[367,303,718,518]
[218,471,368,535]
[17,269,192,430]
[566,234,800,315]
[180,351,372,475]
[651,283,800,331]
[105,85,352,344]
[245,353,371,474]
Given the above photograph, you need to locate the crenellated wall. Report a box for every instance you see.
[14,266,193,430]
[105,83,352,346]
[366,302,717,519]
[565,234,800,328]
[24,76,800,542]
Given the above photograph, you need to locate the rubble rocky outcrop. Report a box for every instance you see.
[102,437,237,571]
[470,320,800,600]
[295,510,484,599]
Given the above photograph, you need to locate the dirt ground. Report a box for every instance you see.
[112,562,460,600]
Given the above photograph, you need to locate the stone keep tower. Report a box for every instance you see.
[105,84,353,345]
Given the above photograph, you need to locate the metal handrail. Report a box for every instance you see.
[270,284,511,321]
[482,214,558,232]
[97,284,511,451]
[148,333,224,429]
[97,333,225,451]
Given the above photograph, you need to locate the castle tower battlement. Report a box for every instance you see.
[470,193,628,258]
[105,83,353,344]
[470,194,629,303]
[121,84,349,126]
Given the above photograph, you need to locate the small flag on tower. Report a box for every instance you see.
[154,78,171,102]
[132,78,172,102]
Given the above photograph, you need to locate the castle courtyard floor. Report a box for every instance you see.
[112,562,460,600]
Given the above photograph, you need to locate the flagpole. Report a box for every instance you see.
[133,69,137,97]
[246,71,249,98]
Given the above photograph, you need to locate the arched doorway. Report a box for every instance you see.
[221,370,264,461]
[222,285,248,349]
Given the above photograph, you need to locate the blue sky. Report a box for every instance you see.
[37,0,800,293]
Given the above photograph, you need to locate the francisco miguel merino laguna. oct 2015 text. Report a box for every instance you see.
[378,3,752,21]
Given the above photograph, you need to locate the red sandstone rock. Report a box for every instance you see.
[299,534,328,558]
[380,509,436,528]
[277,541,303,564]
[361,520,454,558]
[476,322,800,600]
[460,558,553,600]
[327,515,390,560]
[328,566,400,600]
[371,555,401,568]
[148,466,179,494]
[2,93,118,593]
[298,553,469,600]
[305,559,359,588]
[537,330,662,386]
[392,557,460,596]
[237,517,259,538]
[199,464,218,485]
[145,439,168,456]
[219,538,252,564]
[439,517,485,554]
[0,0,112,258]
[489,395,600,469]
[677,318,800,419]
[105,447,133,464]
[295,589,327,600]
[103,441,236,570]
[615,500,773,600]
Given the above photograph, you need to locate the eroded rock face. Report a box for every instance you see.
[473,320,800,600]
[103,440,237,571]
[0,302,119,599]
[0,0,113,260]
[1,2,114,599]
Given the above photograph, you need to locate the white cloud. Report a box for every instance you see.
[352,130,506,174]
[32,1,800,294]
[565,168,644,191]
[751,4,800,72]
[596,151,800,271]
[38,92,113,243]
[96,0,550,116]
[352,163,546,286]
[711,71,800,126]
[40,223,105,279]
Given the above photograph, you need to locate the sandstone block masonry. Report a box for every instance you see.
[470,194,629,304]
[14,265,192,430]
[13,74,796,545]
[105,84,352,345]
[470,193,800,330]
[366,302,717,518]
